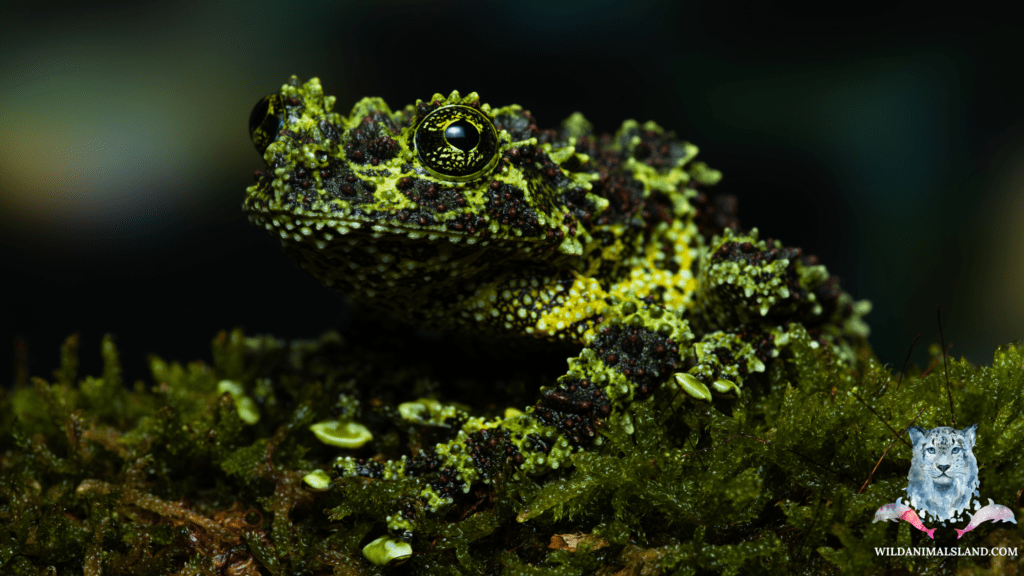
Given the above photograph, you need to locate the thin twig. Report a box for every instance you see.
[657,389,680,421]
[919,343,951,378]
[738,433,772,445]
[657,391,707,469]
[851,391,911,448]
[937,306,956,428]
[687,433,707,471]
[895,333,921,392]
[857,406,927,494]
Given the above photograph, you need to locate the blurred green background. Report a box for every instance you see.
[2,1,1021,385]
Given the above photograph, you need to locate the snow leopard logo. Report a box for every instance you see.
[905,424,980,523]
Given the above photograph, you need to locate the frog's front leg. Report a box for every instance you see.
[677,227,870,397]
[677,329,774,399]
[310,299,694,541]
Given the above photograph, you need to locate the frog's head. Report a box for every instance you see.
[243,77,605,302]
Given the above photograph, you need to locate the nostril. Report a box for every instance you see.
[937,465,950,472]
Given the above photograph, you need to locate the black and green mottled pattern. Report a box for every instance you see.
[243,77,872,538]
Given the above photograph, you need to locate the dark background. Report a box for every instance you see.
[2,1,1022,387]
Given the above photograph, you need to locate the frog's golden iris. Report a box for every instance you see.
[413,105,499,181]
[248,94,284,155]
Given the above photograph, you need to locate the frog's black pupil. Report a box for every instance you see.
[444,120,479,152]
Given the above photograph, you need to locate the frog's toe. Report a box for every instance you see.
[309,419,374,448]
[362,535,413,566]
[302,469,334,491]
[673,372,712,402]
[710,378,741,398]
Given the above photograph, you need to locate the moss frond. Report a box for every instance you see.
[2,331,1021,574]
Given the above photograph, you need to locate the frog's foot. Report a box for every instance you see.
[695,227,844,330]
[680,329,778,399]
[690,227,870,370]
[310,300,693,539]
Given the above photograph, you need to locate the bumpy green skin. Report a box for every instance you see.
[244,77,871,536]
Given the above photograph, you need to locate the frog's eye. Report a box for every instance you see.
[413,105,499,181]
[249,95,284,155]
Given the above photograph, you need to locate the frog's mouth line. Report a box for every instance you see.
[246,210,547,249]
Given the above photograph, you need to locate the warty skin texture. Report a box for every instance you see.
[244,76,871,538]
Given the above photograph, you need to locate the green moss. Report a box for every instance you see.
[2,330,1022,574]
